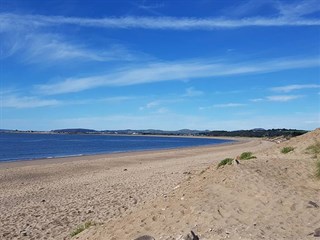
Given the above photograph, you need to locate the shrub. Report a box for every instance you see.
[281,146,295,154]
[239,152,256,160]
[70,221,93,237]
[217,158,233,169]
[306,142,320,159]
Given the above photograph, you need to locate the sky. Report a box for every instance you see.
[0,0,319,131]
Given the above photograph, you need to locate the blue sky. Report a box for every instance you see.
[1,0,319,131]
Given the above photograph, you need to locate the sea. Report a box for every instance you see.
[0,132,233,162]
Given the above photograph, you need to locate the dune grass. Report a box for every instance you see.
[239,152,256,160]
[281,146,295,154]
[217,158,233,169]
[70,221,93,237]
[316,160,320,180]
[305,143,320,180]
[306,142,320,159]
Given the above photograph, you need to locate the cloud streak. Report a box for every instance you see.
[0,31,141,63]
[183,87,204,97]
[266,95,303,102]
[213,103,246,108]
[36,57,320,95]
[271,84,320,92]
[24,34,136,62]
[2,94,61,108]
[200,103,246,110]
[1,12,320,32]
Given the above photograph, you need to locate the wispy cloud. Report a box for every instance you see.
[98,96,136,103]
[224,0,272,17]
[250,98,264,102]
[183,87,204,97]
[1,31,141,63]
[1,92,135,108]
[199,102,246,110]
[36,57,320,95]
[135,2,165,16]
[1,94,61,108]
[250,94,304,102]
[226,0,320,19]
[276,0,320,18]
[266,95,303,102]
[138,3,165,10]
[140,100,162,110]
[213,103,246,108]
[66,96,136,105]
[139,98,183,111]
[271,84,320,92]
[2,1,319,33]
[1,9,320,32]
[26,34,138,63]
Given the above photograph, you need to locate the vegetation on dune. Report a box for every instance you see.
[217,158,233,169]
[281,146,295,154]
[305,142,320,180]
[306,142,320,159]
[239,152,256,160]
[70,221,94,237]
[316,160,320,180]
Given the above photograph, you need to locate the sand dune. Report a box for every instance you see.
[77,130,320,240]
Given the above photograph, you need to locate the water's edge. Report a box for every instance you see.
[0,133,235,163]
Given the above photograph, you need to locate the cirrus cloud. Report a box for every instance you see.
[35,57,320,95]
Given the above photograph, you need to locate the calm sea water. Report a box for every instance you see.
[0,133,233,162]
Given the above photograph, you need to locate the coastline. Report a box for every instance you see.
[0,138,271,240]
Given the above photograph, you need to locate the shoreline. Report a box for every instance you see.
[0,136,246,168]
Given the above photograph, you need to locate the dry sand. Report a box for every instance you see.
[1,132,319,240]
[77,130,320,240]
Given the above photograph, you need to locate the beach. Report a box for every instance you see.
[78,130,320,240]
[1,131,319,240]
[0,138,270,240]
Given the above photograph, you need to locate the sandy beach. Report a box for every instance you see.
[79,130,320,240]
[1,131,319,240]
[0,138,267,240]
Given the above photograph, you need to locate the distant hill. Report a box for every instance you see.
[0,129,13,132]
[2,128,309,138]
[51,128,97,134]
[100,129,206,135]
[49,128,308,138]
[202,128,308,138]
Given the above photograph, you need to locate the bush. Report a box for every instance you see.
[306,142,320,159]
[70,221,93,237]
[217,158,233,169]
[281,146,295,154]
[239,152,256,160]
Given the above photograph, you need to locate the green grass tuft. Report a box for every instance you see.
[306,142,320,159]
[70,221,93,237]
[281,146,295,154]
[217,158,233,169]
[239,152,256,160]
